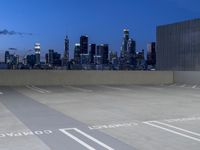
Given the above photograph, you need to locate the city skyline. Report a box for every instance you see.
[2,29,150,70]
[1,0,200,60]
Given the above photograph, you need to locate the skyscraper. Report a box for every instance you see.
[127,38,136,66]
[46,49,62,67]
[26,55,36,68]
[48,49,54,65]
[53,52,62,67]
[80,35,88,54]
[94,45,102,65]
[5,51,10,64]
[120,29,137,69]
[147,42,156,67]
[74,43,81,64]
[97,44,109,65]
[121,29,129,59]
[63,36,69,66]
[89,44,96,64]
[101,44,109,65]
[34,43,41,65]
[45,53,49,65]
[136,50,145,70]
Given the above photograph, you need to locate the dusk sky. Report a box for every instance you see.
[0,0,200,60]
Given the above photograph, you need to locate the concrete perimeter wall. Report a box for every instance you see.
[0,71,173,86]
[174,71,200,84]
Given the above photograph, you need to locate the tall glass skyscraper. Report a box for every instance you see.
[120,29,137,69]
[121,29,130,59]
[34,43,41,65]
[89,44,96,64]
[127,38,136,66]
[80,35,88,54]
[63,36,69,66]
[74,43,81,64]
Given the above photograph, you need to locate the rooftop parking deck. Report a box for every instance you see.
[0,84,200,150]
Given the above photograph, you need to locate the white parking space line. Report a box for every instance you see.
[144,121,200,142]
[164,116,200,123]
[169,83,200,89]
[31,85,50,93]
[63,85,93,93]
[99,85,131,91]
[60,128,95,150]
[26,85,46,94]
[59,128,114,150]
[192,85,198,89]
[153,121,200,137]
[0,92,3,95]
[180,84,186,88]
[168,84,176,87]
[26,85,50,94]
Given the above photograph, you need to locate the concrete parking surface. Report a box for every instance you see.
[0,84,200,150]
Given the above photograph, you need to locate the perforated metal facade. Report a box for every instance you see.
[157,19,200,71]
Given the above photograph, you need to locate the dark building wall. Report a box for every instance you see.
[89,44,96,64]
[157,18,200,71]
[97,44,109,64]
[80,36,88,54]
[27,55,36,67]
[74,44,81,64]
[48,49,54,65]
[147,42,156,66]
[101,44,109,65]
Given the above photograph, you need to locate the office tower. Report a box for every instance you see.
[80,35,88,54]
[109,51,118,65]
[53,52,62,66]
[120,29,137,69]
[157,18,200,71]
[5,51,10,64]
[94,45,102,65]
[34,43,41,65]
[26,55,36,68]
[45,53,49,64]
[127,38,136,66]
[136,50,145,69]
[16,55,19,65]
[89,44,96,64]
[47,49,61,67]
[80,54,89,65]
[147,42,156,67]
[48,49,54,65]
[74,43,81,64]
[97,44,109,65]
[63,36,69,65]
[101,44,109,65]
[121,29,129,60]
[9,54,15,64]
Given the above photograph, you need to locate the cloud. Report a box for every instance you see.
[0,29,33,36]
